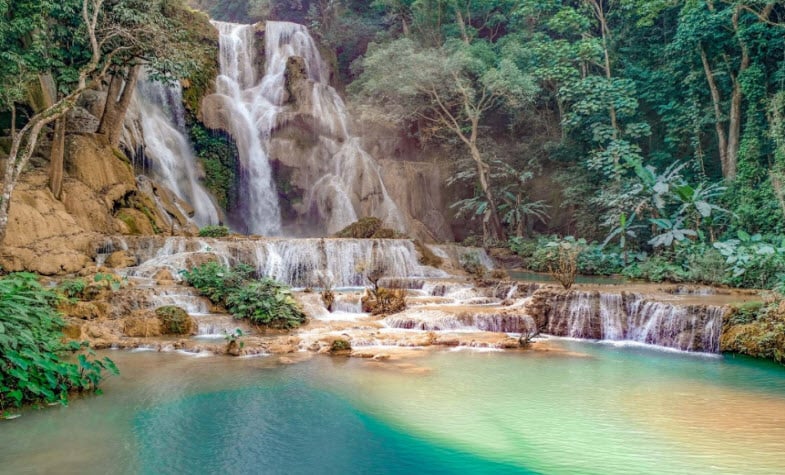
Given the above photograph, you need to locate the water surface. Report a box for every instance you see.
[2,342,784,474]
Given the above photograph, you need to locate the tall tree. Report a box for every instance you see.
[352,37,536,242]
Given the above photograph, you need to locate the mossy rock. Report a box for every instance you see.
[155,306,196,335]
[413,240,443,268]
[329,338,351,355]
[335,217,400,239]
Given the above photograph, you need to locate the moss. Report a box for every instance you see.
[413,240,443,268]
[155,306,194,335]
[117,210,141,235]
[168,6,220,113]
[329,338,351,354]
[722,301,785,364]
[186,114,239,210]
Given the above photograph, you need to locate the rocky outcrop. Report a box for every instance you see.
[0,133,198,275]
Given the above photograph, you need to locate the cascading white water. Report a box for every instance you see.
[213,21,282,235]
[133,78,220,226]
[210,20,405,235]
[125,236,447,288]
[544,291,724,352]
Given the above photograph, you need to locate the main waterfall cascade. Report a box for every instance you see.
[209,20,405,235]
[124,77,221,227]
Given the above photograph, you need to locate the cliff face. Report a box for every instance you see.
[0,134,199,275]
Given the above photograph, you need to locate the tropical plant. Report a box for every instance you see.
[0,273,117,413]
[182,263,306,329]
[648,217,698,249]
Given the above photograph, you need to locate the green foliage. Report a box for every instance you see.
[723,300,785,364]
[0,273,117,413]
[225,278,306,329]
[57,278,87,300]
[154,306,193,335]
[329,338,352,353]
[181,263,306,329]
[334,217,400,239]
[459,251,487,279]
[181,262,253,304]
[187,119,240,210]
[198,225,230,238]
[714,232,785,289]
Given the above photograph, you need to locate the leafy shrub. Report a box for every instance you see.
[57,278,87,300]
[624,254,688,283]
[460,251,487,279]
[713,232,785,289]
[577,245,626,275]
[181,262,253,303]
[155,306,194,335]
[225,279,306,329]
[182,263,306,329]
[0,273,117,413]
[334,217,399,239]
[414,240,443,268]
[361,288,407,315]
[545,237,585,289]
[198,225,230,238]
[329,338,352,353]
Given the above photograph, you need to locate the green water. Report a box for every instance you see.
[2,342,784,474]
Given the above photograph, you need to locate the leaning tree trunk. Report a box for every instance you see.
[98,64,140,146]
[49,116,66,200]
[469,142,505,243]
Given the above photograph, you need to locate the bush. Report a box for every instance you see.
[414,240,443,268]
[545,237,585,290]
[0,273,117,413]
[624,254,687,283]
[334,217,399,239]
[182,264,306,329]
[361,288,406,315]
[198,225,230,238]
[155,306,195,335]
[329,338,352,354]
[57,278,87,300]
[460,251,487,279]
[181,262,253,303]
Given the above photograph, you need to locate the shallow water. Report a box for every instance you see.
[2,342,784,474]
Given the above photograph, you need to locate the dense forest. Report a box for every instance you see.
[194,0,785,290]
[2,0,785,291]
[2,0,785,416]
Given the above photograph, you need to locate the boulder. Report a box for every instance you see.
[105,250,137,268]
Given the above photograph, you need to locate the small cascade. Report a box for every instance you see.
[544,291,725,352]
[384,307,536,333]
[124,237,448,288]
[210,20,405,235]
[192,314,248,337]
[131,77,220,226]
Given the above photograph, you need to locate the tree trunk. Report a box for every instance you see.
[10,106,16,143]
[49,116,66,200]
[700,46,731,178]
[98,64,140,146]
[468,142,504,242]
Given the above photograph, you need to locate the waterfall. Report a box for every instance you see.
[124,237,448,288]
[210,20,405,235]
[132,78,220,226]
[213,21,282,235]
[544,291,725,352]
